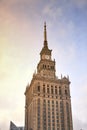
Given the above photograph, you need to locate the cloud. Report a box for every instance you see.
[0,6,40,129]
[73,0,87,8]
[0,1,87,130]
[49,20,76,55]
[43,1,63,22]
[0,118,10,130]
[43,5,62,19]
[0,0,38,6]
[0,0,43,19]
[73,117,87,130]
[72,78,87,130]
[0,104,24,130]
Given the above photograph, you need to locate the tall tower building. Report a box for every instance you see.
[25,23,73,130]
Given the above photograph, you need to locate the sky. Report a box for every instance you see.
[0,0,87,130]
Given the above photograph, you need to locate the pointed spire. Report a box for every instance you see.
[44,22,48,47]
[40,22,52,56]
[44,22,47,41]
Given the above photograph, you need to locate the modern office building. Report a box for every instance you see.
[25,23,73,130]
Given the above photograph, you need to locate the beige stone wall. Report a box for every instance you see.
[25,76,73,130]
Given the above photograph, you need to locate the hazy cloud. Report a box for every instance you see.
[43,4,62,20]
[73,117,87,130]
[73,0,87,8]
[0,0,87,130]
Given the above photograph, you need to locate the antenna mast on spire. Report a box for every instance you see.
[44,22,48,47]
[44,22,47,41]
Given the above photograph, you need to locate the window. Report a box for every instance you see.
[51,66,54,70]
[65,90,67,95]
[48,119,50,122]
[52,100,54,104]
[51,88,53,94]
[52,112,54,115]
[44,99,46,103]
[56,116,59,119]
[56,105,58,108]
[38,98,40,103]
[55,86,57,88]
[47,84,49,87]
[48,127,50,130]
[38,99,40,129]
[52,104,54,107]
[51,85,53,88]
[59,88,61,95]
[57,120,59,123]
[61,128,65,130]
[66,102,70,129]
[48,112,50,114]
[43,87,45,93]
[52,108,54,111]
[48,100,50,103]
[38,117,40,120]
[52,119,55,122]
[43,64,45,69]
[55,89,57,94]
[56,101,58,104]
[52,115,54,118]
[52,124,55,126]
[57,124,59,127]
[48,103,50,107]
[48,65,49,69]
[48,107,50,111]
[38,86,40,92]
[48,115,50,118]
[47,88,49,93]
[56,113,59,115]
[43,84,45,86]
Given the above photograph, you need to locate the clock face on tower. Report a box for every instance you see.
[45,55,50,59]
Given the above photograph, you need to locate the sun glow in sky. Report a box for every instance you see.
[0,0,87,130]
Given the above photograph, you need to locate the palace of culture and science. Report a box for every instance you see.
[24,23,73,130]
[10,23,73,130]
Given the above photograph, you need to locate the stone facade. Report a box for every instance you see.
[25,23,73,130]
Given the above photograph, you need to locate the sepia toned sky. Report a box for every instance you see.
[0,0,87,130]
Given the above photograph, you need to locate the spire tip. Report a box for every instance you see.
[44,22,47,42]
[44,21,46,27]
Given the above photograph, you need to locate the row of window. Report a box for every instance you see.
[38,84,68,88]
[38,94,68,99]
[38,102,65,129]
[66,103,70,130]
[37,85,68,95]
[43,64,54,70]
[38,103,70,130]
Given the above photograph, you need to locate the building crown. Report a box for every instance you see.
[40,22,52,56]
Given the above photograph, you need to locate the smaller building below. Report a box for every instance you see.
[10,121,24,130]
